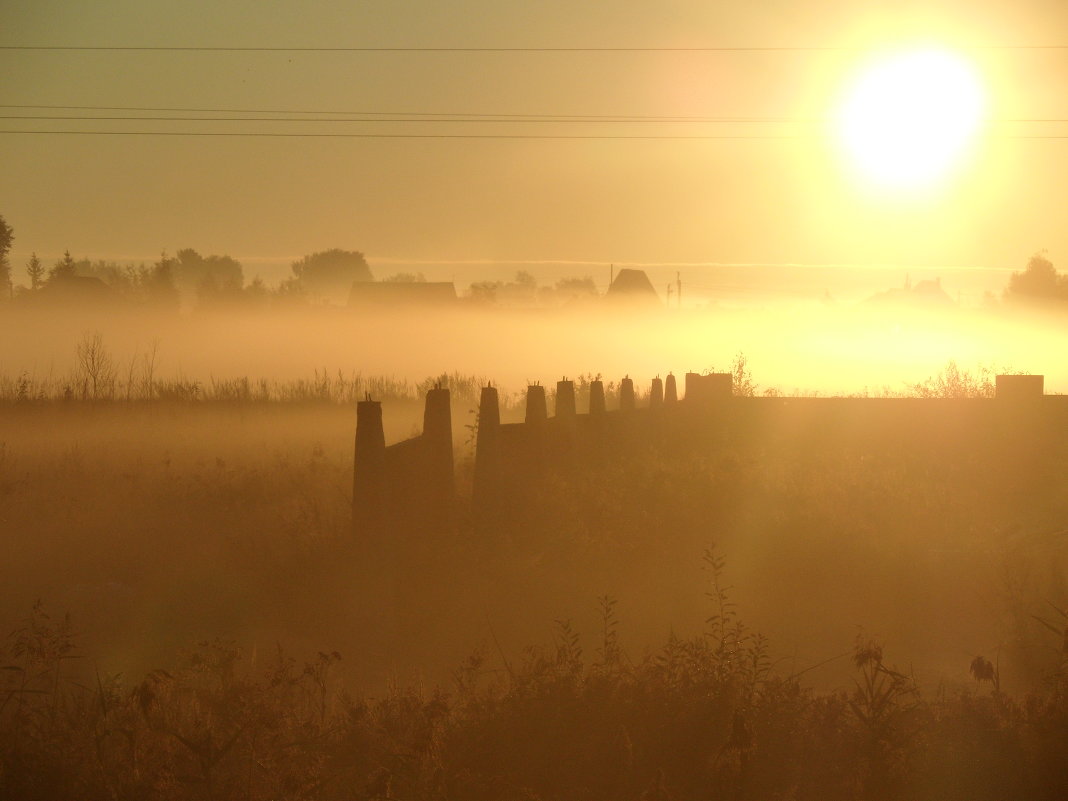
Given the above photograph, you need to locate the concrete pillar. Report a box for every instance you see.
[684,372,700,402]
[556,380,576,417]
[473,385,500,512]
[665,373,678,404]
[649,376,664,408]
[526,385,547,424]
[620,377,635,412]
[422,386,454,517]
[353,399,385,535]
[589,380,606,415]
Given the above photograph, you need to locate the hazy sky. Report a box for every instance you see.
[3,0,1067,282]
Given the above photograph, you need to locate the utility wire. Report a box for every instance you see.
[0,104,807,120]
[3,45,1068,52]
[0,114,831,124]
[0,130,811,139]
[2,130,1066,139]
[2,109,1067,124]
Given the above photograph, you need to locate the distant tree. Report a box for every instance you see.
[291,249,373,302]
[48,250,77,282]
[1003,251,1068,305]
[382,272,427,283]
[173,248,244,306]
[271,275,307,307]
[465,271,539,306]
[243,275,269,307]
[0,214,12,298]
[467,280,502,303]
[144,255,181,310]
[25,253,44,290]
[81,260,137,294]
[539,275,598,306]
[514,270,536,290]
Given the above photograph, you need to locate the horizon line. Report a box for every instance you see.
[5,250,1023,274]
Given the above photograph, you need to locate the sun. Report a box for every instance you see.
[834,48,987,192]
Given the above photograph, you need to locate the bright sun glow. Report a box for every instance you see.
[835,48,987,191]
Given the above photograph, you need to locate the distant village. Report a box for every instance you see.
[2,239,665,312]
[1,214,1065,313]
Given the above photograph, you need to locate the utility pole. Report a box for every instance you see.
[609,263,614,289]
[666,283,673,305]
[676,271,682,309]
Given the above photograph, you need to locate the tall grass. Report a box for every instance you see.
[3,577,1068,801]
[0,363,502,408]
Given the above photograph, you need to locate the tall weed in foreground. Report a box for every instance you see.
[3,584,1068,800]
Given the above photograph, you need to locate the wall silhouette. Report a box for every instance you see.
[352,372,1062,536]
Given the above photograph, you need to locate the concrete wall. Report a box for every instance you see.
[354,373,1063,536]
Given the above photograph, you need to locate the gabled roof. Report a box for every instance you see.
[865,277,954,308]
[606,268,661,305]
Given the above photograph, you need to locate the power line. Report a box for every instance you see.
[2,108,1067,124]
[0,104,803,120]
[0,114,829,124]
[0,130,811,139]
[2,45,1068,52]
[2,129,1066,139]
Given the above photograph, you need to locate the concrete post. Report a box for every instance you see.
[473,385,500,513]
[423,386,454,519]
[684,372,700,403]
[665,373,678,404]
[526,385,547,424]
[589,380,606,415]
[353,399,385,535]
[620,377,635,412]
[556,380,576,417]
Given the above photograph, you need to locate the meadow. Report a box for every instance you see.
[2,356,1068,799]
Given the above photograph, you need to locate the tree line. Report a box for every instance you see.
[0,214,599,311]
[0,215,376,310]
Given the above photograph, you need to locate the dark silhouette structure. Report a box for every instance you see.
[353,385,453,536]
[352,371,1059,536]
[605,268,661,306]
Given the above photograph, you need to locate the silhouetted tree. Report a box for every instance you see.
[382,271,427,283]
[48,250,77,282]
[539,275,598,306]
[242,275,269,308]
[465,271,539,305]
[467,279,502,303]
[271,275,308,307]
[141,254,180,310]
[290,249,373,302]
[1004,251,1068,305]
[173,248,244,306]
[0,214,12,298]
[24,253,45,291]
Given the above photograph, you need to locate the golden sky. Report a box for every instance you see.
[3,0,1067,281]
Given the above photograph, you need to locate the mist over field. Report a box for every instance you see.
[3,296,1068,400]
[4,231,1068,801]
[6,0,1068,796]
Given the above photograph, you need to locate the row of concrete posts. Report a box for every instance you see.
[353,372,1049,536]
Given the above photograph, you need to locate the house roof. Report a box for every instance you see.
[865,277,954,308]
[606,269,661,305]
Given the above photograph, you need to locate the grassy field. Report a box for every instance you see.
[2,370,1068,799]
